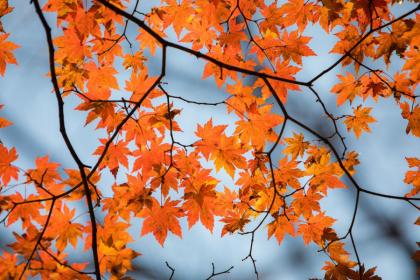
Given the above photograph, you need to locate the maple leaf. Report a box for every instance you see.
[392,72,413,100]
[103,175,153,221]
[46,204,84,252]
[304,146,346,194]
[356,265,382,280]
[0,0,14,30]
[181,13,218,51]
[237,169,268,207]
[160,1,194,37]
[56,62,88,91]
[94,139,131,177]
[327,241,355,266]
[404,157,420,197]
[268,60,301,104]
[343,151,360,175]
[343,105,376,138]
[73,7,98,39]
[351,0,389,32]
[132,139,171,176]
[220,209,250,236]
[54,27,91,63]
[0,194,13,215]
[250,187,283,214]
[330,25,374,71]
[202,47,229,88]
[282,132,309,159]
[298,212,335,245]
[76,99,117,128]
[146,103,182,135]
[403,47,420,83]
[136,28,162,55]
[124,69,157,102]
[278,0,317,32]
[9,224,45,260]
[331,72,359,106]
[0,251,25,280]
[95,215,135,252]
[254,60,301,104]
[249,29,282,64]
[310,172,346,194]
[226,80,262,115]
[140,199,184,246]
[88,215,140,278]
[267,214,296,244]
[98,241,140,278]
[43,0,79,21]
[213,186,238,217]
[400,102,420,137]
[234,103,284,149]
[182,169,217,231]
[0,33,18,76]
[280,30,316,65]
[375,19,414,65]
[91,30,124,65]
[318,0,353,32]
[85,61,119,100]
[323,261,358,280]
[359,73,390,100]
[33,250,91,279]
[195,119,246,178]
[292,189,323,219]
[0,116,11,128]
[211,136,245,178]
[274,157,305,190]
[0,143,18,186]
[259,3,283,35]
[26,156,62,195]
[123,51,147,72]
[218,20,246,51]
[6,193,43,229]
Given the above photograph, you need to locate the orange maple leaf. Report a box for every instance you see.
[234,103,284,149]
[400,102,420,137]
[404,157,420,197]
[267,214,296,244]
[298,212,335,245]
[195,119,246,178]
[0,33,18,76]
[282,132,309,159]
[140,199,184,246]
[220,209,250,237]
[278,0,317,32]
[331,72,359,106]
[292,189,323,219]
[343,105,376,138]
[0,143,18,186]
[94,139,131,177]
[46,204,84,252]
[182,169,217,232]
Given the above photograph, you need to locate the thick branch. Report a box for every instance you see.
[32,1,101,278]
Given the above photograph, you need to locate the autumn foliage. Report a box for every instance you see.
[0,0,419,279]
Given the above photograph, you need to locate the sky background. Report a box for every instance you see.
[0,1,418,279]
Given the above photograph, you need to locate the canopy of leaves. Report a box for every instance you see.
[0,0,419,279]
